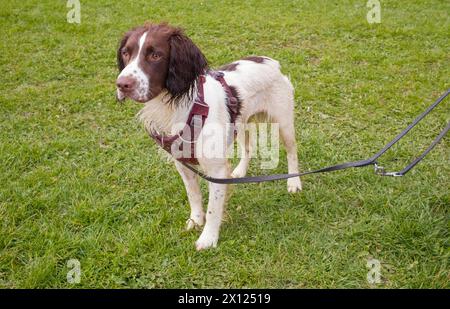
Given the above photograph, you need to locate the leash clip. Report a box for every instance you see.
[374,163,385,175]
[381,171,403,177]
[374,163,403,177]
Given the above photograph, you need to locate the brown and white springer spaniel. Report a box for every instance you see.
[116,22,302,250]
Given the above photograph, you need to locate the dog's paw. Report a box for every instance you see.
[195,231,218,251]
[185,215,204,231]
[287,177,302,193]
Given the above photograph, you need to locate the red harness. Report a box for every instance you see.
[150,71,239,165]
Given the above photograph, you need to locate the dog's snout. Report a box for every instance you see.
[116,76,136,92]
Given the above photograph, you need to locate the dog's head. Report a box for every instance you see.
[116,23,208,104]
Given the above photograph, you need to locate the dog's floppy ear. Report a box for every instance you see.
[166,30,208,103]
[117,33,130,72]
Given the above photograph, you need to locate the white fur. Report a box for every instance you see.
[137,57,302,250]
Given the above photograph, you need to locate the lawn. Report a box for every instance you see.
[0,0,448,288]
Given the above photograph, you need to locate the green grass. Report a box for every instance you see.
[0,0,449,288]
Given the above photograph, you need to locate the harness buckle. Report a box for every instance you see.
[209,71,224,79]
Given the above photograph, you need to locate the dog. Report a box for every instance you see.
[116,22,302,250]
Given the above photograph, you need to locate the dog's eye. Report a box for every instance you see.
[147,52,161,61]
[122,50,130,61]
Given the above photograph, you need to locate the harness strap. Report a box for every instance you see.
[150,72,239,165]
[210,71,240,123]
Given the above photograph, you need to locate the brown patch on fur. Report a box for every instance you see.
[165,26,208,103]
[228,86,242,123]
[241,56,266,63]
[218,62,239,72]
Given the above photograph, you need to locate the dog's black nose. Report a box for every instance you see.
[116,76,136,92]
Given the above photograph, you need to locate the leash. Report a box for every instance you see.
[180,89,449,184]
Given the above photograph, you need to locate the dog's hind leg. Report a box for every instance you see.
[279,116,302,193]
[175,161,205,230]
[267,78,302,193]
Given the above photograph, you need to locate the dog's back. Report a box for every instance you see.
[220,56,295,123]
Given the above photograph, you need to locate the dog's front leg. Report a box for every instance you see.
[175,161,204,230]
[195,163,229,250]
